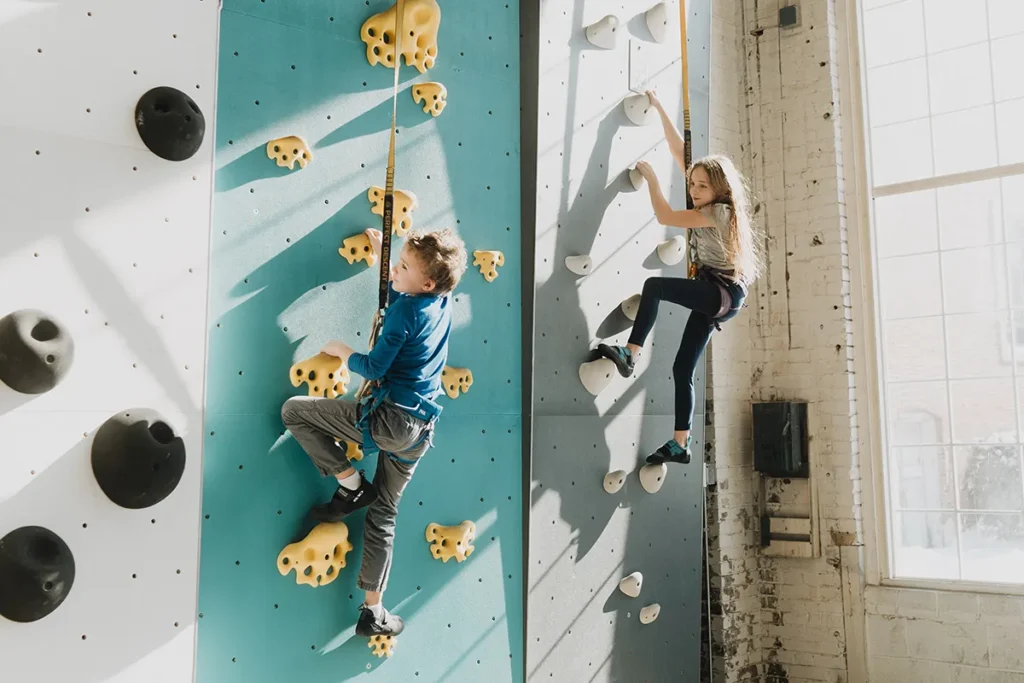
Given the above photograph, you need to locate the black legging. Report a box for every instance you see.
[627,276,733,432]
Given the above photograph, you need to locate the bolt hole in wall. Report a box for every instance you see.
[197,0,522,682]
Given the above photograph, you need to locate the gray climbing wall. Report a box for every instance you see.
[525,1,711,681]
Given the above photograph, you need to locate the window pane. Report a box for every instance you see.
[992,35,1024,102]
[941,246,1008,315]
[868,58,930,127]
[945,312,1012,379]
[871,119,934,186]
[881,253,942,319]
[956,445,1024,511]
[996,99,1024,165]
[1005,175,1024,244]
[874,189,937,258]
[959,513,1024,583]
[989,0,1024,40]
[863,0,926,69]
[891,446,956,509]
[932,105,998,176]
[1009,243,1024,309]
[887,380,951,445]
[937,179,1002,250]
[924,0,989,54]
[892,511,959,580]
[949,378,1017,444]
[928,43,992,115]
[885,316,946,382]
[1018,375,1024,435]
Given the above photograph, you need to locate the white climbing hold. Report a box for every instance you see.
[623,93,654,126]
[619,571,643,598]
[657,235,687,266]
[639,462,667,494]
[603,470,628,494]
[640,603,661,624]
[579,357,615,395]
[621,294,641,321]
[628,167,645,191]
[565,254,592,276]
[585,15,619,49]
[646,2,669,43]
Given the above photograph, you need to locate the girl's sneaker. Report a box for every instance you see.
[645,439,691,465]
[597,343,635,378]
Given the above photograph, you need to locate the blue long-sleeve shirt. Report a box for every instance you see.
[348,285,451,405]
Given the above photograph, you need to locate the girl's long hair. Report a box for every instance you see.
[689,154,763,285]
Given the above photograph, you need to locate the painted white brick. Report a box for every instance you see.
[936,593,981,624]
[976,594,1024,626]
[905,620,990,667]
[951,666,1024,683]
[869,656,954,683]
[988,625,1024,670]
[894,589,939,619]
[866,614,909,659]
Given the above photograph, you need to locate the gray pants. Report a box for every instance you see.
[280,395,433,593]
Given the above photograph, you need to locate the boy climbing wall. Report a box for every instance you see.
[281,226,467,638]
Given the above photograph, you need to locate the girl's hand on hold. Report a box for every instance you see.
[645,89,662,110]
[636,160,657,182]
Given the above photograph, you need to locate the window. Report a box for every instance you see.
[859,0,1024,585]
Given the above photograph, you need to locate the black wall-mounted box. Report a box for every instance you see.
[753,401,809,478]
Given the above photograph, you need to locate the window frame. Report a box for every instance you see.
[841,0,1024,595]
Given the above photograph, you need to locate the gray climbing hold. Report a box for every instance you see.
[0,526,75,623]
[135,86,206,162]
[91,409,186,509]
[0,309,74,394]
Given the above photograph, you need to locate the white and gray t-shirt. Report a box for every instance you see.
[691,203,735,274]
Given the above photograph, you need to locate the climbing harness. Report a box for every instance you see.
[694,265,746,331]
[353,382,442,458]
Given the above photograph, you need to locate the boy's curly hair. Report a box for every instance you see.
[405,228,467,294]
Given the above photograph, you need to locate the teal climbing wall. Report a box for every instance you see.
[196,2,523,681]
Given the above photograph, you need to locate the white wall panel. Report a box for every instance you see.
[0,1,219,681]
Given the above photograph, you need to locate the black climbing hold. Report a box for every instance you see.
[91,409,186,509]
[0,526,75,623]
[0,309,74,394]
[134,86,205,161]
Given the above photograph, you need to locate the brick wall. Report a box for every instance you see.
[707,1,1024,682]
[705,0,761,680]
[866,586,1024,682]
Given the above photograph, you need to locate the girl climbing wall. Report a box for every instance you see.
[597,89,762,467]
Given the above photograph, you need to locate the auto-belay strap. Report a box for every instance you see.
[356,0,406,403]
[678,3,700,280]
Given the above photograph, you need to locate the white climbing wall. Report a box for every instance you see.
[0,1,219,681]
[526,1,712,681]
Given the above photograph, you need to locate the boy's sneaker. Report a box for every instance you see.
[597,343,635,378]
[310,477,378,522]
[355,603,405,637]
[645,439,691,465]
